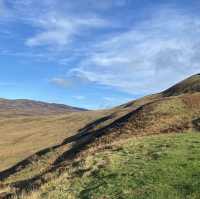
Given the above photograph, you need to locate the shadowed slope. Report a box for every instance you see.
[0,110,108,171]
[163,74,200,97]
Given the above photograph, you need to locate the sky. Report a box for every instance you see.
[0,0,200,109]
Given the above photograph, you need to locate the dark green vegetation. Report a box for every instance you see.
[0,74,200,199]
[33,132,200,199]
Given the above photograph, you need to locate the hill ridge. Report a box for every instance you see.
[163,73,200,97]
[0,98,87,118]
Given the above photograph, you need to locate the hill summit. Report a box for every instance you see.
[163,74,200,97]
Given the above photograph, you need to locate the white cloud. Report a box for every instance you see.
[70,7,200,95]
[1,1,200,99]
[0,1,110,48]
[50,73,91,88]
[26,13,109,47]
[50,78,70,88]
[73,95,86,100]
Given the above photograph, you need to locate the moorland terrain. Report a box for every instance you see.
[0,74,200,199]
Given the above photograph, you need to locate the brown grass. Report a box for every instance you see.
[1,74,200,198]
[0,111,106,171]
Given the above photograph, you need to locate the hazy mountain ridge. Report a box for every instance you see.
[0,98,87,118]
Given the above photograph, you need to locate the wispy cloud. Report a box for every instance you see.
[0,1,111,49]
[26,13,109,47]
[50,78,70,88]
[73,95,86,100]
[1,1,200,105]
[50,73,90,88]
[70,7,200,95]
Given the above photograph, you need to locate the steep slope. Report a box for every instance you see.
[1,74,200,198]
[102,93,200,138]
[0,98,86,118]
[163,74,200,97]
[111,74,200,136]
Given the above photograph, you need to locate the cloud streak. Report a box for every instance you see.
[70,7,200,95]
[26,14,109,47]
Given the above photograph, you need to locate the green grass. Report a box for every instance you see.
[29,132,200,199]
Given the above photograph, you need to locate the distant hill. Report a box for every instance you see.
[0,98,87,118]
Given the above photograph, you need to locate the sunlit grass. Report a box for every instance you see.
[27,132,200,199]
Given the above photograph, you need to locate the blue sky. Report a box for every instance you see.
[0,0,200,109]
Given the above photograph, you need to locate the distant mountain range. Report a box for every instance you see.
[0,98,87,118]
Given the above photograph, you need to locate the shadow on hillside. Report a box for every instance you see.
[2,99,177,196]
[0,114,116,181]
[192,118,200,131]
[0,108,136,198]
[3,95,197,195]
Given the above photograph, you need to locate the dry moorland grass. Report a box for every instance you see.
[0,111,107,171]
[1,74,200,198]
[0,87,164,173]
[0,102,141,172]
[0,93,160,196]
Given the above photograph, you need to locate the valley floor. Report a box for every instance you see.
[25,132,200,199]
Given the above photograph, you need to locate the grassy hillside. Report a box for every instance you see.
[0,111,108,171]
[26,132,200,199]
[0,95,156,173]
[163,74,200,97]
[1,74,200,198]
[110,93,200,135]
